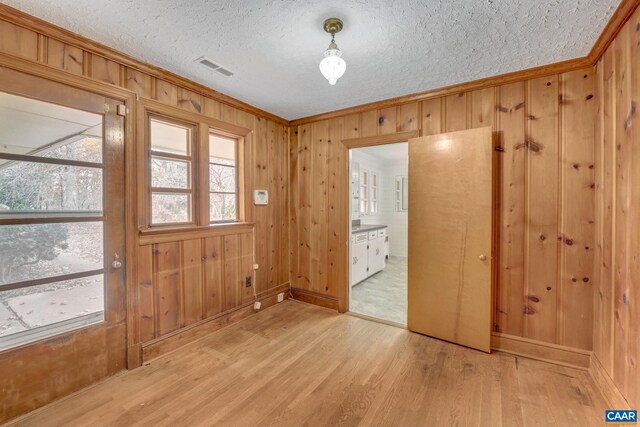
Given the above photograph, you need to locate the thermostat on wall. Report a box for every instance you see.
[253,190,268,205]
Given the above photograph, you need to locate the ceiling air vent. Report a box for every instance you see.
[195,56,234,77]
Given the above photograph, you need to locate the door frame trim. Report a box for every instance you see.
[341,130,415,314]
[0,52,138,366]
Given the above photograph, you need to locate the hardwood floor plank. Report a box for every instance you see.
[11,301,608,427]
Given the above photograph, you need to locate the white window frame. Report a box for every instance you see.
[369,172,379,215]
[359,168,369,215]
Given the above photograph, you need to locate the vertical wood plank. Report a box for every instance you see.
[0,21,38,60]
[558,69,595,350]
[626,11,640,405]
[598,45,617,375]
[343,113,361,139]
[421,98,443,136]
[278,125,290,287]
[89,54,122,86]
[203,236,223,317]
[253,117,269,292]
[470,88,496,129]
[154,242,181,336]
[223,234,241,311]
[361,110,378,137]
[613,26,632,399]
[445,93,468,132]
[289,127,300,289]
[221,104,238,125]
[377,106,397,135]
[267,121,280,289]
[296,124,312,290]
[125,68,153,97]
[137,245,155,343]
[240,232,254,304]
[524,75,559,344]
[495,82,526,336]
[154,79,178,106]
[397,102,419,132]
[46,38,83,75]
[327,116,348,310]
[203,98,222,120]
[178,88,203,113]
[310,120,329,294]
[181,239,203,326]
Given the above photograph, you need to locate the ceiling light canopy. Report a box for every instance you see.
[319,18,346,86]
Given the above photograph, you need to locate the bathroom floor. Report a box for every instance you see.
[350,256,407,325]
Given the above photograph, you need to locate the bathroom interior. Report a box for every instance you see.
[349,142,408,325]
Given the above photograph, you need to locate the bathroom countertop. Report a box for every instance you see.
[352,224,387,234]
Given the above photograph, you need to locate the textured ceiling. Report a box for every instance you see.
[3,0,620,120]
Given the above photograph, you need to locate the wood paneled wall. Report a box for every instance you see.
[291,69,597,350]
[137,231,254,343]
[0,18,290,360]
[593,5,640,408]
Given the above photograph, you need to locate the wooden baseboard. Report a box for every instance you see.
[490,332,591,369]
[589,353,630,409]
[141,284,290,362]
[290,287,339,311]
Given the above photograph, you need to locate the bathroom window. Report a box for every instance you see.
[370,172,379,214]
[359,169,369,215]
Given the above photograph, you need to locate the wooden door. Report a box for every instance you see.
[0,66,126,422]
[407,127,493,352]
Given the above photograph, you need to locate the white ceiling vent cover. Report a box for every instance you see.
[194,56,234,77]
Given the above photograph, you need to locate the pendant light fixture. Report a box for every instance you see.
[319,18,346,85]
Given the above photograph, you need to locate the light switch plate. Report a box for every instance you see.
[254,189,268,205]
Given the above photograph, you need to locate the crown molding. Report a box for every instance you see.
[1,0,638,128]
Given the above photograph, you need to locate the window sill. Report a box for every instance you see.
[138,222,254,245]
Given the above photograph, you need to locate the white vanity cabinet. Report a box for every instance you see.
[350,226,388,286]
[351,233,369,285]
[368,231,386,275]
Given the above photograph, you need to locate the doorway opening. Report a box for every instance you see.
[348,142,408,325]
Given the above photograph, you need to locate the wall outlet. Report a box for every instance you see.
[277,292,284,303]
[253,263,259,270]
[245,275,252,288]
[254,301,261,310]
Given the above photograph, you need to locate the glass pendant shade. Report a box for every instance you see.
[319,47,346,85]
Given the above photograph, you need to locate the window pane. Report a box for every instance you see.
[0,161,102,212]
[0,222,104,286]
[210,193,237,222]
[151,157,190,189]
[209,164,236,193]
[209,134,236,166]
[360,171,368,185]
[39,134,103,163]
[0,275,103,349]
[0,91,103,162]
[150,118,189,156]
[152,193,190,224]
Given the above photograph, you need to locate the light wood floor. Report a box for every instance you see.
[9,301,607,427]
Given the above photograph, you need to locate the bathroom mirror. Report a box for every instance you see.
[396,175,408,211]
